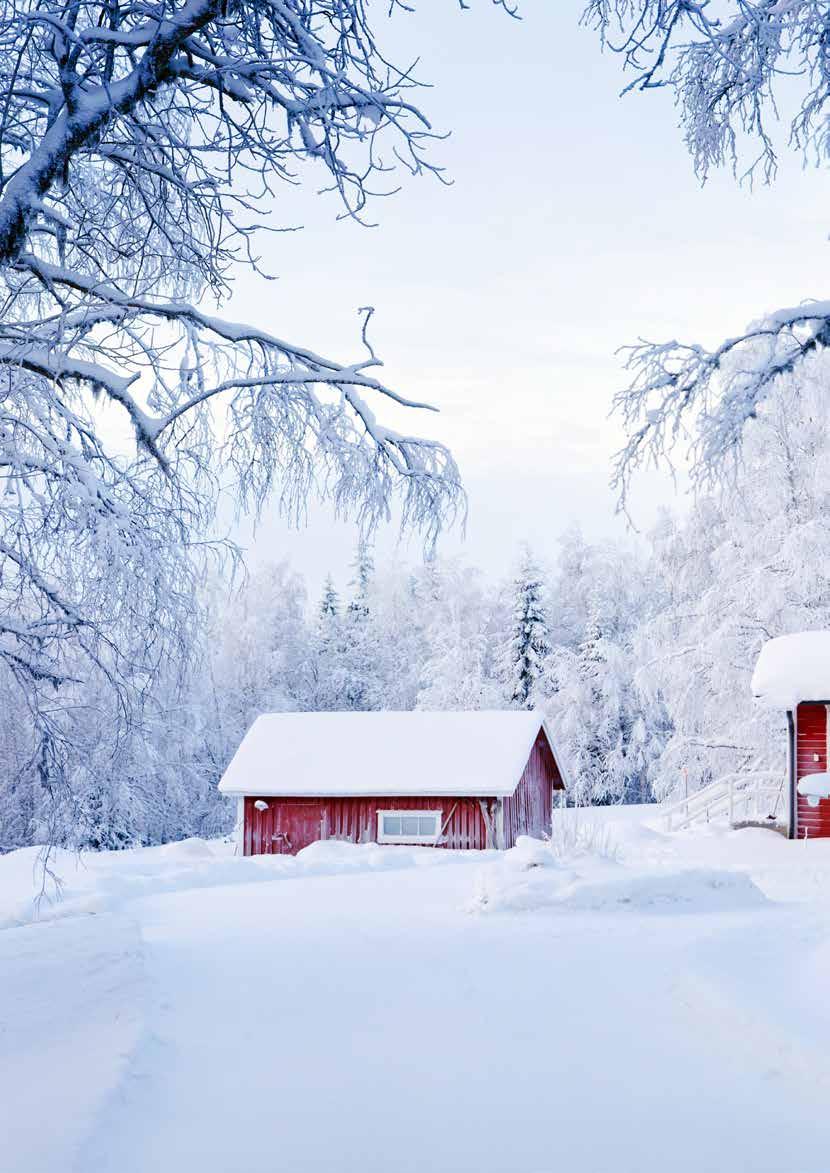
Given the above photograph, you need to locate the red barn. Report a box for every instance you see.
[218,711,568,855]
[753,631,830,839]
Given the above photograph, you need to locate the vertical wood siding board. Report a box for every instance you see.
[504,789,514,850]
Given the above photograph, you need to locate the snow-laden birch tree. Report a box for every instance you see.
[0,0,467,798]
[583,1,830,497]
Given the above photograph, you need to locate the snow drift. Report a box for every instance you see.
[471,835,768,915]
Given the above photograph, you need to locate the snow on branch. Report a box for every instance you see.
[582,2,830,503]
[0,0,475,798]
[611,304,830,503]
[583,1,817,181]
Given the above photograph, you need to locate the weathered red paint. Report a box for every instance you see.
[242,727,564,855]
[795,702,830,839]
[502,730,561,850]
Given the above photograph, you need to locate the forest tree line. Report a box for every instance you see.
[3,356,830,850]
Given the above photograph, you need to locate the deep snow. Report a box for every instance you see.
[3,808,830,1172]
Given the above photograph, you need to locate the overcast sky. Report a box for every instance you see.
[226,1,830,593]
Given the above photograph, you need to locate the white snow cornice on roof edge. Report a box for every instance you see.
[218,710,559,798]
[752,631,830,710]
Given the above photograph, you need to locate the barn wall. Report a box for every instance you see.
[244,794,489,855]
[796,703,830,839]
[501,729,563,849]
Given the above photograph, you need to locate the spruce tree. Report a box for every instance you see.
[504,549,551,710]
[319,576,340,621]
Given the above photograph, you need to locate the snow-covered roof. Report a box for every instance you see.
[751,631,830,709]
[218,710,565,798]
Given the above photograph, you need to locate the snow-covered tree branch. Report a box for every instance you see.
[0,0,467,783]
[583,0,830,499]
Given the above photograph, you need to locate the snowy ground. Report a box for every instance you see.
[4,808,830,1173]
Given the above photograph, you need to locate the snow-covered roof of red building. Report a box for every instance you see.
[218,710,566,797]
[751,631,830,709]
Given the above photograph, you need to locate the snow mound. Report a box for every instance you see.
[295,840,415,872]
[0,838,420,930]
[561,868,768,913]
[472,838,767,915]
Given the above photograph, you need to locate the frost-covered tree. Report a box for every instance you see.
[634,351,830,800]
[501,548,551,709]
[542,534,663,804]
[415,559,502,711]
[341,542,385,710]
[0,0,470,830]
[319,577,340,622]
[210,562,306,734]
[583,1,830,497]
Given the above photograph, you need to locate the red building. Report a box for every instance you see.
[218,711,568,855]
[753,631,830,839]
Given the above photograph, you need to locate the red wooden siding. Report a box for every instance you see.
[502,729,563,849]
[242,726,566,855]
[244,795,488,855]
[796,702,830,839]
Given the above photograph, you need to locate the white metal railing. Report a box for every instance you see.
[660,772,785,832]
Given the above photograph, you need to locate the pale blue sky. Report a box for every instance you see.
[228,1,830,590]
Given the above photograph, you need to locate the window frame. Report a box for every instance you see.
[376,809,443,844]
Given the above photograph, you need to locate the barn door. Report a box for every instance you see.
[247,800,325,855]
[273,804,325,855]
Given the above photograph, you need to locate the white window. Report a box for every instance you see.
[377,810,442,844]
